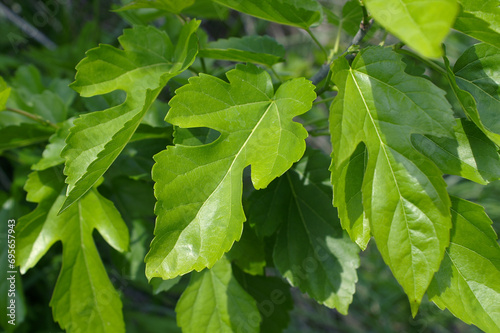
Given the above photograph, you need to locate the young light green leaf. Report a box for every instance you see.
[176,257,261,333]
[451,43,500,146]
[116,0,194,12]
[428,196,500,333]
[233,268,293,333]
[0,76,11,110]
[60,21,199,213]
[330,47,455,315]
[32,119,74,171]
[271,149,360,314]
[364,0,458,58]
[16,167,129,333]
[213,0,323,28]
[146,64,316,279]
[199,36,285,67]
[412,119,500,185]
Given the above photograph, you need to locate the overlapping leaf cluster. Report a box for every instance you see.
[4,0,500,332]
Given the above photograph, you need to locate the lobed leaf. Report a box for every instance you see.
[364,0,458,58]
[60,21,199,212]
[428,196,500,333]
[271,149,360,314]
[146,63,316,279]
[199,36,285,67]
[32,119,74,171]
[330,47,455,314]
[16,167,129,333]
[212,0,323,29]
[175,257,261,333]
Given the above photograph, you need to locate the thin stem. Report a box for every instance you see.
[5,107,59,129]
[394,48,447,75]
[360,1,370,26]
[313,96,336,105]
[306,28,328,60]
[176,14,187,24]
[200,57,207,73]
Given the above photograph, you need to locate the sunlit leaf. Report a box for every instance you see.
[146,64,316,279]
[428,196,500,333]
[60,21,199,212]
[330,47,455,314]
[16,167,129,333]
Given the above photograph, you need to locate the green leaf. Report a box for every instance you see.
[428,196,500,333]
[226,223,266,275]
[271,149,360,314]
[0,76,11,110]
[0,124,54,152]
[364,0,459,58]
[150,276,181,295]
[325,0,363,36]
[176,257,261,333]
[450,43,500,146]
[233,268,293,333]
[246,175,291,239]
[333,142,370,249]
[412,119,500,185]
[116,0,195,13]
[212,0,323,29]
[60,21,199,212]
[453,9,500,49]
[16,167,129,333]
[32,119,74,171]
[199,36,285,67]
[146,63,316,279]
[330,47,455,314]
[459,0,500,33]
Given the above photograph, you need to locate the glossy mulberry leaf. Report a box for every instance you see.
[428,196,500,333]
[233,268,293,333]
[213,0,323,29]
[146,63,316,279]
[60,21,199,213]
[271,149,360,314]
[199,36,285,67]
[0,76,11,110]
[116,0,195,13]
[176,257,261,333]
[16,167,129,333]
[364,0,458,58]
[412,119,500,185]
[330,47,455,315]
[450,43,500,146]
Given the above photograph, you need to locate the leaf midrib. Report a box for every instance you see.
[349,69,417,296]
